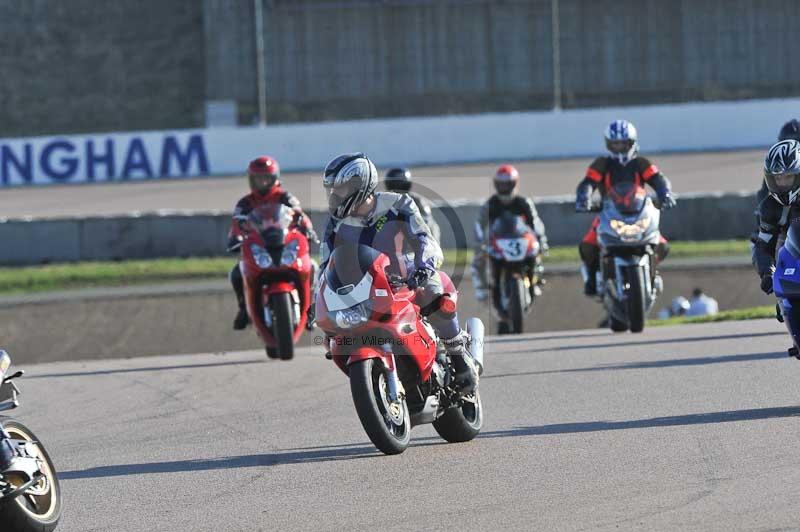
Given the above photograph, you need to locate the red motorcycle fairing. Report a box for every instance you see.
[240,213,313,349]
[317,249,442,382]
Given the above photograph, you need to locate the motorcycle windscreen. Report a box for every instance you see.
[786,222,800,259]
[489,212,530,239]
[324,244,383,311]
[606,182,647,215]
[247,204,293,249]
[775,222,800,298]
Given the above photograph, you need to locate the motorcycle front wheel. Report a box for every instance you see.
[507,276,526,334]
[349,358,410,455]
[626,266,647,333]
[0,418,62,532]
[270,292,295,360]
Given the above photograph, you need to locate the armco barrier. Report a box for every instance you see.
[0,192,757,266]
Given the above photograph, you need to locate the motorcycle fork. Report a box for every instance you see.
[382,345,403,402]
[612,255,651,301]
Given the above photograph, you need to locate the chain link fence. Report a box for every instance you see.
[241,0,800,123]
[1,0,799,136]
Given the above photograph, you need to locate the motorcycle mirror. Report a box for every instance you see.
[3,370,23,383]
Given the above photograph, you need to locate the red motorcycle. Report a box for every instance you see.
[316,244,485,455]
[236,204,314,360]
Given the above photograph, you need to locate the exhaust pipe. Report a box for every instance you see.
[465,317,484,375]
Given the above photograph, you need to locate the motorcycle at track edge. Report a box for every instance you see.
[0,350,62,532]
[316,244,485,455]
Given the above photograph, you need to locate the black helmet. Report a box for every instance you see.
[385,167,412,193]
[323,153,378,219]
[764,140,800,206]
[779,119,800,142]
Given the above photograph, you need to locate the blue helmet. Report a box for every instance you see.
[604,120,639,164]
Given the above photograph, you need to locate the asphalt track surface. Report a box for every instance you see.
[16,318,800,531]
[0,149,764,218]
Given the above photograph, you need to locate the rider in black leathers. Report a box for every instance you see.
[753,139,800,295]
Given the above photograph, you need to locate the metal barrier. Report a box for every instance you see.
[0,192,757,265]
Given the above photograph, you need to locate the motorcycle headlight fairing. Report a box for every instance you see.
[250,243,273,268]
[281,240,300,266]
[610,216,651,239]
[333,304,369,329]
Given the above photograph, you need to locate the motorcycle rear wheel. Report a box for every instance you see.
[349,359,410,455]
[433,391,483,443]
[0,418,61,532]
[270,292,295,360]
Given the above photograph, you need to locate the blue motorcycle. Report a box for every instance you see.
[773,223,800,358]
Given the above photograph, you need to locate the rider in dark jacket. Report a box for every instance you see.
[320,153,478,393]
[753,140,800,294]
[471,165,548,313]
[753,119,800,234]
[575,120,676,295]
[384,167,441,243]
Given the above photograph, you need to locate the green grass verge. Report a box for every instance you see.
[0,258,235,295]
[441,239,750,266]
[0,239,752,296]
[649,305,776,326]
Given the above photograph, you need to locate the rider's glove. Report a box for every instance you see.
[575,198,591,213]
[408,267,436,290]
[760,267,776,294]
[575,186,592,213]
[658,191,677,210]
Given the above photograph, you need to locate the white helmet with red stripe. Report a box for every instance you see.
[494,164,519,201]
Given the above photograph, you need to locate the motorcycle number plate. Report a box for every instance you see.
[496,238,528,261]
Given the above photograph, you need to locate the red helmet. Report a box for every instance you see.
[494,164,519,196]
[248,156,280,195]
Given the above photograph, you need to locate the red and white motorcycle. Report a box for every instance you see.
[316,244,485,455]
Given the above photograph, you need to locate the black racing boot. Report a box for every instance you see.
[233,307,249,330]
[305,301,316,331]
[0,438,14,471]
[582,265,598,296]
[231,264,249,330]
[443,333,478,395]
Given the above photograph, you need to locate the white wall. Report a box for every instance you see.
[1,97,797,187]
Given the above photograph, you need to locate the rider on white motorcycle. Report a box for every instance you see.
[575,120,676,296]
[320,153,478,393]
